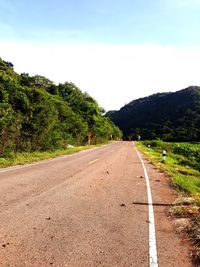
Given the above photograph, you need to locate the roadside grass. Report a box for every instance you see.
[0,143,107,168]
[135,140,200,195]
[135,140,200,264]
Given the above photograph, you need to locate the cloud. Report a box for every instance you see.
[0,40,200,111]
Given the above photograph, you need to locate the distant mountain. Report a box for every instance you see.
[107,86,200,141]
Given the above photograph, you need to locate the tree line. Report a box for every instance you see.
[0,58,122,156]
[107,86,200,141]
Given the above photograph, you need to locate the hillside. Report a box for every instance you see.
[107,87,200,141]
[0,58,122,156]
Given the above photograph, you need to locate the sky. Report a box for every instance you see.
[1,0,200,111]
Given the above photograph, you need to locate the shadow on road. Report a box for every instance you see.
[132,201,191,207]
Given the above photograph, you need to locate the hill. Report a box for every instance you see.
[0,58,122,156]
[107,87,200,141]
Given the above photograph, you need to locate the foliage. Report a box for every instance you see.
[136,140,200,195]
[0,57,122,157]
[108,87,200,141]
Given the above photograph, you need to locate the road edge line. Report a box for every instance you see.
[135,147,158,267]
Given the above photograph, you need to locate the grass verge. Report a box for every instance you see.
[135,140,200,195]
[0,143,107,168]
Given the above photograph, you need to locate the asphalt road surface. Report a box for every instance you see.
[0,142,192,267]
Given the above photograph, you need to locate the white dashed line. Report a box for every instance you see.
[89,159,99,165]
[136,148,158,267]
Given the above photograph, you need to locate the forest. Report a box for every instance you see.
[0,58,122,157]
[107,86,200,141]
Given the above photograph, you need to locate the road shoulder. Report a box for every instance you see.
[139,154,193,267]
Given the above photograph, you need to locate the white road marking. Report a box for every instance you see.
[136,148,158,267]
[0,143,117,175]
[89,159,99,165]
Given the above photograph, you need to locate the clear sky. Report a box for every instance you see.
[1,0,200,110]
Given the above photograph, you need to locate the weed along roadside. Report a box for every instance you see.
[135,140,200,265]
[0,143,109,169]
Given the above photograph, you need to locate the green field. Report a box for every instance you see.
[136,140,200,195]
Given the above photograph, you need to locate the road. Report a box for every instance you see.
[0,142,192,267]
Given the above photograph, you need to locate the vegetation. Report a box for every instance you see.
[0,144,106,168]
[107,87,200,141]
[136,140,200,194]
[136,140,200,264]
[0,57,122,160]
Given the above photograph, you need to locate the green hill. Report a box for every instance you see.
[107,87,200,141]
[0,58,122,156]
